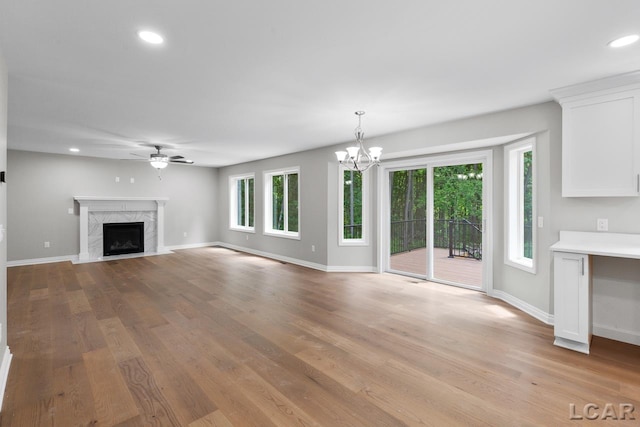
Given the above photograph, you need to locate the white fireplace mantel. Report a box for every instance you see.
[74,196,169,262]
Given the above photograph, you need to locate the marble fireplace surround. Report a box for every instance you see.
[74,196,169,262]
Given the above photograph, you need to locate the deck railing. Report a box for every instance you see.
[390,218,483,260]
[343,224,363,239]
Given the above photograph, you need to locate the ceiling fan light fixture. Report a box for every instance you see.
[150,153,169,169]
[138,30,164,45]
[150,160,169,169]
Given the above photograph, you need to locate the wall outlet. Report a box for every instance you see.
[115,176,120,183]
[311,245,316,252]
[183,232,187,237]
[246,234,249,241]
[44,241,50,248]
[130,177,135,184]
[537,216,544,228]
[68,207,74,214]
[597,218,608,232]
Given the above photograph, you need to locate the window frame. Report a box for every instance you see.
[338,167,369,246]
[264,167,300,240]
[229,173,255,233]
[504,137,536,273]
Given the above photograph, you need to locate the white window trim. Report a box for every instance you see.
[338,167,369,246]
[264,167,300,240]
[229,173,256,232]
[504,137,536,274]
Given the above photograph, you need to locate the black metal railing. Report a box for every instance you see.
[390,219,427,254]
[442,219,482,260]
[390,218,483,260]
[343,224,363,239]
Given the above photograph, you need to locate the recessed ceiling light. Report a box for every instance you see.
[138,30,164,45]
[608,34,639,48]
[69,148,80,153]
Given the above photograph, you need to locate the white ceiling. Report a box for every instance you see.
[1,0,639,167]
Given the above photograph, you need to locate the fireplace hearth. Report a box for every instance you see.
[103,222,144,256]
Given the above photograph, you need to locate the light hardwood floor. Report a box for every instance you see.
[2,247,640,426]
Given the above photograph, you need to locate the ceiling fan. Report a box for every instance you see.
[146,145,194,169]
[130,145,194,179]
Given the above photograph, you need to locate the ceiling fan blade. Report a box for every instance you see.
[130,153,148,158]
[169,155,184,160]
[170,159,194,164]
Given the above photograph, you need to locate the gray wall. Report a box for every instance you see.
[217,146,330,267]
[0,46,8,356]
[7,150,218,261]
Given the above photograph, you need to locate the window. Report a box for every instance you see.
[505,138,535,272]
[339,168,368,245]
[229,174,255,232]
[264,167,299,238]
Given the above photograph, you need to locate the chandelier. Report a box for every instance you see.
[335,111,382,172]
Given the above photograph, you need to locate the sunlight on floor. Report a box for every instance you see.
[486,304,517,319]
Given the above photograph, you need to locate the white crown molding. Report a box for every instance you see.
[550,70,640,102]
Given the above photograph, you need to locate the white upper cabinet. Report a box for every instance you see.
[551,71,640,197]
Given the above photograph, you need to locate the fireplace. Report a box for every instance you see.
[74,196,168,262]
[103,222,144,256]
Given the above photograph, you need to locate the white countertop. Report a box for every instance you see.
[551,231,640,259]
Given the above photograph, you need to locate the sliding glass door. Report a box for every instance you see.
[431,163,483,288]
[383,152,490,291]
[388,168,427,276]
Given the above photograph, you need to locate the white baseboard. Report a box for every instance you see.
[217,242,376,273]
[165,242,219,251]
[0,346,12,411]
[593,324,640,346]
[7,254,78,267]
[325,265,377,273]
[7,243,377,274]
[491,289,554,325]
[217,242,328,272]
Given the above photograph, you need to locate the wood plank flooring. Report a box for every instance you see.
[2,247,640,426]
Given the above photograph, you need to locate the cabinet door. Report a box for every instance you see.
[562,90,640,197]
[554,252,591,344]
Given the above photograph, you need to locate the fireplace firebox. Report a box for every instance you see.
[103,222,144,256]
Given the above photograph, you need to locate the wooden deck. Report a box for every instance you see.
[390,247,483,287]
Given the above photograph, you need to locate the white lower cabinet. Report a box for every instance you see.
[553,252,592,354]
